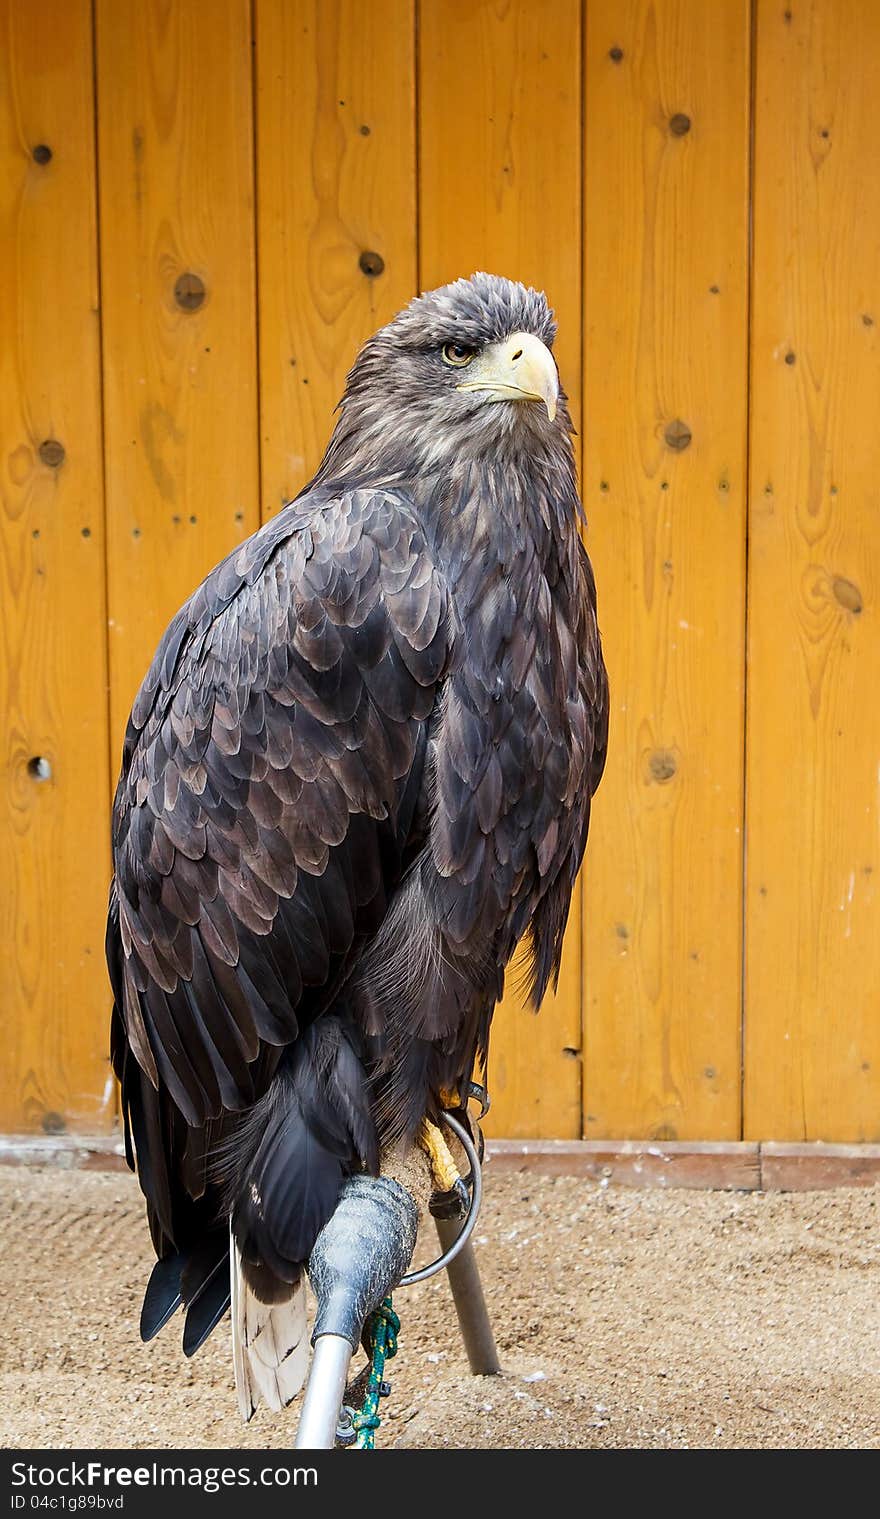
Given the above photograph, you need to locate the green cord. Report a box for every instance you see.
[352,1297,400,1450]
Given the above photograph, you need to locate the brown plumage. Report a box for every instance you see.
[107,272,608,1359]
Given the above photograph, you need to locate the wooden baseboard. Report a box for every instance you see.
[0,1134,127,1170]
[3,1133,880,1190]
[487,1139,880,1190]
[487,1139,762,1189]
[758,1142,880,1191]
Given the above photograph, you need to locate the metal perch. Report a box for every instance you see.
[294,1112,498,1448]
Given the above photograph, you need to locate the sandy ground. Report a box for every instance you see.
[1,1164,879,1450]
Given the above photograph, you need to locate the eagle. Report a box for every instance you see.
[107,272,608,1415]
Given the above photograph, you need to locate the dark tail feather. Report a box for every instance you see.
[229,1016,377,1298]
[183,1270,232,1357]
[140,1253,184,1342]
[141,1234,231,1355]
[180,1231,230,1357]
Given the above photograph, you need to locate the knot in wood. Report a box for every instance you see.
[32,144,52,165]
[38,439,65,468]
[669,113,691,137]
[664,419,692,451]
[174,271,206,311]
[832,576,862,614]
[648,750,677,783]
[359,250,385,278]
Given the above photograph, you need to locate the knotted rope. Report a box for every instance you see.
[351,1297,400,1450]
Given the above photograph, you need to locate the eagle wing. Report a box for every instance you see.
[107,487,449,1258]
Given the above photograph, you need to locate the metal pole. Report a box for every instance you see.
[435,1217,500,1376]
[293,1173,419,1450]
[293,1334,353,1449]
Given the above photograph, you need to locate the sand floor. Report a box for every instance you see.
[1,1164,878,1450]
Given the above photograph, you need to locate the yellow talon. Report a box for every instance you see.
[418,1117,461,1194]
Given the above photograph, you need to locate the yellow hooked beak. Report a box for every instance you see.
[455,331,559,421]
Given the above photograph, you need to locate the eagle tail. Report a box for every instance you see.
[230,1223,308,1420]
[140,1252,184,1342]
[139,1230,233,1357]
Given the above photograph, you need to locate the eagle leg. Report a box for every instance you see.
[419,1118,470,1221]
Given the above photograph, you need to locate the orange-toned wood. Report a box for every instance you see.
[0,0,114,1132]
[582,1,750,1138]
[418,0,582,444]
[95,0,260,755]
[419,0,583,1139]
[480,919,583,1140]
[745,0,880,1140]
[8,0,880,1151]
[255,0,417,516]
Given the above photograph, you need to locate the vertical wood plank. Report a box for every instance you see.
[96,0,260,750]
[745,0,880,1139]
[419,0,583,448]
[0,0,113,1132]
[583,0,750,1139]
[256,0,416,516]
[419,0,583,1139]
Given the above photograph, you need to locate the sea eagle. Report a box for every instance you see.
[107,272,608,1414]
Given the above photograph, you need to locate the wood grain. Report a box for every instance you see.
[96,0,260,755]
[582,0,751,1139]
[745,0,880,1139]
[0,0,114,1132]
[6,0,880,1149]
[255,0,417,516]
[418,0,583,448]
[419,0,583,1139]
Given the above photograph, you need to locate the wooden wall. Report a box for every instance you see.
[745,0,880,1141]
[1,0,878,1143]
[583,0,750,1140]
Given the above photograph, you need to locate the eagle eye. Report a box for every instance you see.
[442,341,476,368]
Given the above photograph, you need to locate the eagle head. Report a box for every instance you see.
[322,273,567,483]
